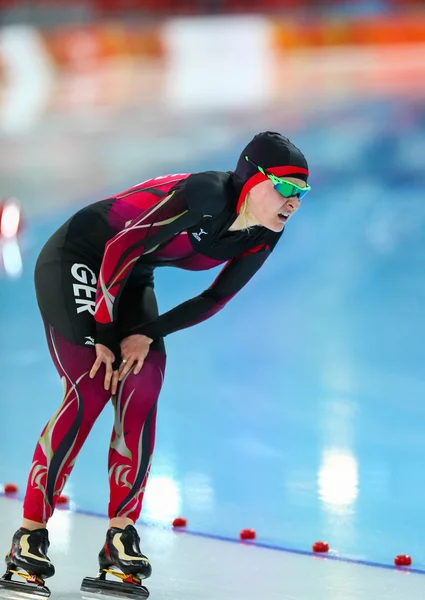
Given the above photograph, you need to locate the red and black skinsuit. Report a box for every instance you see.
[24,132,309,524]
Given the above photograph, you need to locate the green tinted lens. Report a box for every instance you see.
[274,180,310,199]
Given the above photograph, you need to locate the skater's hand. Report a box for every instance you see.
[90,343,117,392]
[118,334,153,381]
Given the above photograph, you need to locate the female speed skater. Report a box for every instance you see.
[1,131,310,598]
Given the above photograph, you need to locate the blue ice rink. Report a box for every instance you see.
[1,97,425,597]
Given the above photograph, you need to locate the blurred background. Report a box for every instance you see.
[1,0,425,573]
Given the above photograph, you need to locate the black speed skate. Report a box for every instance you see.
[81,525,151,599]
[0,528,55,598]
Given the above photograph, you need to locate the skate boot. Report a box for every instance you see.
[81,525,151,599]
[0,528,54,598]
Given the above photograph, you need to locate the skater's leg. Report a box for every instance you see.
[92,346,165,583]
[22,320,112,526]
[107,346,166,524]
[5,321,112,581]
[6,321,110,577]
[90,285,165,586]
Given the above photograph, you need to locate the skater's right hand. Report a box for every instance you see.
[89,343,117,392]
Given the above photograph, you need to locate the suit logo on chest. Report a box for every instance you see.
[192,228,208,242]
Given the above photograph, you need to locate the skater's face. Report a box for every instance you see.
[246,177,305,232]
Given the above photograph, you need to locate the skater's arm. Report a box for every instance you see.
[128,244,274,339]
[94,173,227,350]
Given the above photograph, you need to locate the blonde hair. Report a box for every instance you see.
[239,194,252,232]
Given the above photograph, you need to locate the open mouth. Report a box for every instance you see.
[278,212,290,222]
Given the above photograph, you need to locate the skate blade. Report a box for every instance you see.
[0,578,50,600]
[80,577,149,600]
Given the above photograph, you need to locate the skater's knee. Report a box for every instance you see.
[117,350,165,401]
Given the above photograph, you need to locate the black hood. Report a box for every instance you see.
[232,131,309,208]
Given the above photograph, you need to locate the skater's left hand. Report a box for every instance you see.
[118,334,153,382]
